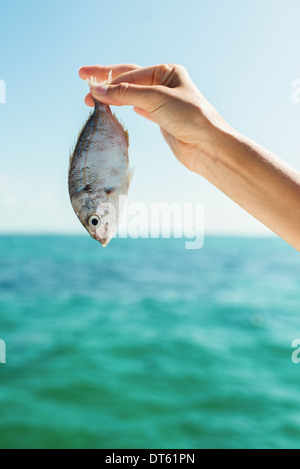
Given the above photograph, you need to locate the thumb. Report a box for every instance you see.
[89,82,163,112]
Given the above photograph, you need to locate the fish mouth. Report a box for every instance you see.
[88,220,115,247]
[99,238,109,247]
[92,233,110,247]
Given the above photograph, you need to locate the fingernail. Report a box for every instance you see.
[94,85,109,96]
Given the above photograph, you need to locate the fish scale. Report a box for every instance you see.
[69,97,131,247]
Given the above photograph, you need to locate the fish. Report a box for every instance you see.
[69,74,132,247]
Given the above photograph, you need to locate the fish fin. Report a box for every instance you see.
[124,128,129,147]
[128,166,135,186]
[107,69,113,84]
[86,69,113,89]
[111,112,129,146]
[69,111,94,170]
[69,137,79,170]
[86,76,99,88]
[69,144,75,170]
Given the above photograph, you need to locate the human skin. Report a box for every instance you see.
[79,63,300,251]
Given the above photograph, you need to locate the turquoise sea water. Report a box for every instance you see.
[0,235,300,449]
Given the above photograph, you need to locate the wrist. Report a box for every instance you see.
[191,121,241,175]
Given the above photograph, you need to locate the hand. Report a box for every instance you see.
[79,63,300,251]
[79,63,231,174]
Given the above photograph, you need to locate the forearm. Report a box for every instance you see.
[195,129,300,250]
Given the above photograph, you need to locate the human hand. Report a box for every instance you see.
[79,64,232,174]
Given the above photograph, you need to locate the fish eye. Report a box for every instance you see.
[88,215,101,228]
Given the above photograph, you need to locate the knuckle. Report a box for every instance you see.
[171,64,188,78]
[154,63,176,86]
[155,63,187,87]
[159,63,174,74]
[176,64,187,74]
[116,82,129,97]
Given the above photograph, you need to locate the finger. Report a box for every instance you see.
[85,93,95,107]
[79,64,141,81]
[85,91,126,107]
[133,107,156,123]
[89,82,165,112]
[111,64,183,88]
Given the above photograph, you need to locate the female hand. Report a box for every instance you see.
[79,63,231,174]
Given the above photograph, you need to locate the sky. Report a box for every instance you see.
[0,0,300,236]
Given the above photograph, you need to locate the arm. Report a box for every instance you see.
[195,130,300,251]
[79,63,300,251]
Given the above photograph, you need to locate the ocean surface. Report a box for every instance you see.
[0,235,300,449]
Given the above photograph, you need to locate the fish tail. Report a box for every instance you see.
[86,69,113,89]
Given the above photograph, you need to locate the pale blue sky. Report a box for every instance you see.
[0,0,300,235]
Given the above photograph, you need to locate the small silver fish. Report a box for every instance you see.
[69,78,132,247]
